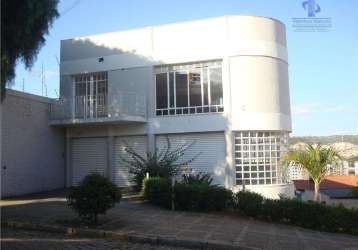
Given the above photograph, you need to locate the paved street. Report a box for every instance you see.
[1,228,191,250]
[2,190,358,250]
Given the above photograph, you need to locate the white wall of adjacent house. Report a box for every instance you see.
[1,90,65,197]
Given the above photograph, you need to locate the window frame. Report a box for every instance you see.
[155,61,224,116]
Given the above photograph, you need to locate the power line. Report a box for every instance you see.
[61,0,82,16]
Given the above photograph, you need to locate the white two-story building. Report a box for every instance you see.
[52,15,293,198]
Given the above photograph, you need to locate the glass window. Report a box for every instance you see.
[156,73,167,109]
[210,67,223,105]
[155,61,223,115]
[169,72,175,108]
[189,70,202,107]
[74,72,108,118]
[203,68,209,106]
[176,72,188,107]
[234,131,289,186]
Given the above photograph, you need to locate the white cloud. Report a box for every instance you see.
[293,102,354,115]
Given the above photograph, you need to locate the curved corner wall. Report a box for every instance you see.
[226,16,293,198]
[226,16,291,132]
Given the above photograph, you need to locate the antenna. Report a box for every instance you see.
[54,55,60,66]
[41,62,44,96]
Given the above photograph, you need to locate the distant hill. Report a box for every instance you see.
[289,135,358,160]
[290,135,358,146]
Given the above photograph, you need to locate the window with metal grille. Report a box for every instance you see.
[74,72,108,119]
[155,61,224,116]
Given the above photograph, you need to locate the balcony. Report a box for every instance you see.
[50,91,146,125]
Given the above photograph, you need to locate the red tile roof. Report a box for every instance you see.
[293,176,358,191]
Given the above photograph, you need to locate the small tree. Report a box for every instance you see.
[283,143,341,201]
[67,173,121,224]
[121,137,199,191]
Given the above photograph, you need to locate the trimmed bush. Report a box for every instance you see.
[67,173,121,224]
[143,177,172,209]
[352,186,358,198]
[143,177,232,211]
[251,195,358,234]
[234,191,263,217]
[143,178,358,235]
[175,183,232,211]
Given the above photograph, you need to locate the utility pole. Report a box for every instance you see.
[22,78,25,92]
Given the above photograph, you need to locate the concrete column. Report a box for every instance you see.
[65,128,72,187]
[224,129,235,189]
[107,127,114,182]
[147,133,155,155]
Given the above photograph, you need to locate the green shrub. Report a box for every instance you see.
[121,137,199,191]
[67,173,121,224]
[174,183,232,211]
[234,191,263,217]
[143,176,232,211]
[260,197,358,234]
[143,177,172,209]
[352,186,358,198]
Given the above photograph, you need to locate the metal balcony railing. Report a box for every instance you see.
[49,91,146,123]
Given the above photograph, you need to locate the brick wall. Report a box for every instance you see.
[1,90,65,197]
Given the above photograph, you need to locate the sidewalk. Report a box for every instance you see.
[2,190,358,250]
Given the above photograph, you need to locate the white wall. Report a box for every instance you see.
[232,183,295,199]
[1,90,65,197]
[229,56,291,131]
[60,15,292,191]
[60,15,291,133]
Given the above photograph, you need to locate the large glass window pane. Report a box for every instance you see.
[210,67,223,105]
[156,73,167,109]
[189,70,202,107]
[176,72,188,107]
[169,72,175,108]
[203,68,209,106]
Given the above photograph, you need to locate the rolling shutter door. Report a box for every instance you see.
[155,133,226,185]
[114,136,147,187]
[71,137,107,186]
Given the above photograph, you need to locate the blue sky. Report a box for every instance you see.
[11,0,358,136]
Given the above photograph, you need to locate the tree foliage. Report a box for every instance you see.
[282,143,341,201]
[1,0,59,100]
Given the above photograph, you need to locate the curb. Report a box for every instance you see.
[2,221,258,250]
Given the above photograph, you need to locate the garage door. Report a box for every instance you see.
[156,133,226,185]
[71,137,107,186]
[114,136,147,187]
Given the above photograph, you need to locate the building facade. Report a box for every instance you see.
[52,15,293,198]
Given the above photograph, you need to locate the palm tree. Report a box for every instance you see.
[282,143,341,201]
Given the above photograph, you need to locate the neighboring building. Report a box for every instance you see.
[50,15,293,199]
[293,176,358,208]
[1,90,65,197]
